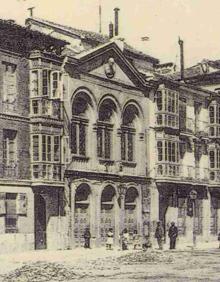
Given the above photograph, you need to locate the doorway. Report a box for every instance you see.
[35,194,47,250]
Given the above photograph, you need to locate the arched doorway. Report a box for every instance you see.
[74,184,91,247]
[35,194,47,250]
[124,187,139,233]
[100,185,116,245]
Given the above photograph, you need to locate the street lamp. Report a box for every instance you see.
[117,163,126,208]
[189,189,197,249]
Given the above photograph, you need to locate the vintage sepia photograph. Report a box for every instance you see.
[0,0,220,281]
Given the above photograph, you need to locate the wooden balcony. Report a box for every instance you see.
[32,163,63,182]
[156,163,209,182]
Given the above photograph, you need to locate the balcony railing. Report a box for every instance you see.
[156,163,209,182]
[180,117,195,134]
[32,163,63,182]
[156,113,179,129]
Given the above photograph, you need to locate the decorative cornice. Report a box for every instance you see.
[0,113,29,123]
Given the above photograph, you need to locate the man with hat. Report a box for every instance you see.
[168,222,178,250]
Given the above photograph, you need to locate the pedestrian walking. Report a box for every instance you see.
[83,227,91,249]
[106,228,114,250]
[155,221,164,250]
[168,222,178,250]
[121,228,129,250]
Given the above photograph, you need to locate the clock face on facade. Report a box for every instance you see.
[104,57,116,79]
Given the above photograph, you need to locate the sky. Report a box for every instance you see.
[1,0,220,68]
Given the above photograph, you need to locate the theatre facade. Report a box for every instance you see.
[0,17,220,254]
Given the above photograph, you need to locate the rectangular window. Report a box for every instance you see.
[209,106,215,124]
[33,135,39,161]
[47,136,51,161]
[42,70,49,96]
[157,141,163,161]
[157,140,179,163]
[209,151,215,169]
[121,130,134,162]
[3,130,17,177]
[2,62,17,103]
[51,72,59,97]
[97,126,111,160]
[30,70,39,96]
[121,132,126,161]
[42,135,46,161]
[54,136,60,162]
[71,121,87,156]
[5,193,17,233]
[156,91,162,111]
[32,100,39,115]
[33,165,39,179]
[71,123,77,154]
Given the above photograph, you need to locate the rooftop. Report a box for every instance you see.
[0,19,67,56]
[26,17,159,64]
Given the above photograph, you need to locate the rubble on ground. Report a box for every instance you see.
[117,250,174,264]
[3,251,174,281]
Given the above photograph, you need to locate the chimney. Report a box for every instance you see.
[28,7,35,18]
[114,7,120,36]
[178,37,184,81]
[109,22,114,39]
[99,4,102,33]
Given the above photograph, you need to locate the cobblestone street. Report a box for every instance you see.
[1,243,220,281]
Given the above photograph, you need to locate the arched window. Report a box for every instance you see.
[121,104,139,162]
[71,92,92,157]
[97,99,116,160]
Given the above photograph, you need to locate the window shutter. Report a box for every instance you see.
[16,193,27,215]
[0,193,6,215]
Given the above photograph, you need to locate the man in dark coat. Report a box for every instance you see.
[84,228,91,249]
[168,222,178,250]
[155,221,164,250]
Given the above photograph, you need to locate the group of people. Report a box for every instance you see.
[155,221,178,250]
[83,222,178,251]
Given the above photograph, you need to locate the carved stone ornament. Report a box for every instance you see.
[104,57,116,79]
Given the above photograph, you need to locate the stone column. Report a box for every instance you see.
[69,182,76,249]
[149,181,159,243]
[202,189,211,242]
[90,184,101,248]
[136,185,143,236]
